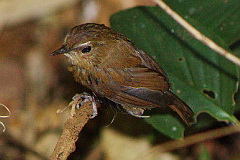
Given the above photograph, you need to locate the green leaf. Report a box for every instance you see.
[145,114,185,139]
[110,2,239,139]
[163,0,240,46]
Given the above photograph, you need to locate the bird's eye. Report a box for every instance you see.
[82,46,92,53]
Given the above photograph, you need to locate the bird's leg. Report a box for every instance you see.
[69,92,98,119]
[77,92,99,118]
[57,92,99,118]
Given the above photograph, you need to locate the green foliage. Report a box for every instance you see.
[110,0,239,139]
[198,144,212,160]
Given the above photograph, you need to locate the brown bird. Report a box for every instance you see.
[52,23,194,125]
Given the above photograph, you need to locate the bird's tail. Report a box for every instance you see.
[166,91,194,125]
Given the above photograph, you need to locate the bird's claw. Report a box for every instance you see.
[68,92,98,118]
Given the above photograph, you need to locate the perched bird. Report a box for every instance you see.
[52,23,194,125]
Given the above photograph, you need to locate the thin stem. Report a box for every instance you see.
[138,124,240,159]
[154,0,240,66]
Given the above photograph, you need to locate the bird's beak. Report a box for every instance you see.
[51,45,68,56]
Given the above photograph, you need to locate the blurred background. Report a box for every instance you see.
[0,0,159,160]
[0,0,239,160]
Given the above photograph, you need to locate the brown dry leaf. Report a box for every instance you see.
[100,128,179,160]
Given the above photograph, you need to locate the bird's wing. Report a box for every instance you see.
[93,44,171,107]
[93,47,193,124]
[96,66,193,124]
[98,66,171,108]
[133,46,168,80]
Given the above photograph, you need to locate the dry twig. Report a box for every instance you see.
[50,98,93,160]
[138,123,240,159]
[154,0,240,66]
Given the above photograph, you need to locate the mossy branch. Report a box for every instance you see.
[50,100,92,160]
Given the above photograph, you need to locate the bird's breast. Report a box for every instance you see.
[70,65,111,96]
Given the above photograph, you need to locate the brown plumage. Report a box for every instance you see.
[52,23,194,125]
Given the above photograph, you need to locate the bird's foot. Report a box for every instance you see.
[57,92,98,118]
[76,92,98,118]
